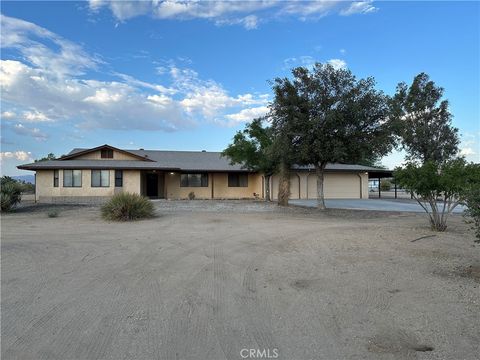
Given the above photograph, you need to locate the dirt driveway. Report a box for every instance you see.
[1,201,479,359]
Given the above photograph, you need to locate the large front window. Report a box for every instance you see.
[180,173,208,187]
[228,173,248,187]
[91,170,110,187]
[63,170,82,187]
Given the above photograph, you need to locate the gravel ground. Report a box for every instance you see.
[1,201,479,360]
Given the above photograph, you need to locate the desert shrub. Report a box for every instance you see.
[188,191,195,200]
[101,192,154,221]
[395,159,478,232]
[380,179,392,191]
[1,177,22,212]
[47,209,59,218]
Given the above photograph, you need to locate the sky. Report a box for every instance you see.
[1,0,479,176]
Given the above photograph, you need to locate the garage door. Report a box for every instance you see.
[307,173,360,199]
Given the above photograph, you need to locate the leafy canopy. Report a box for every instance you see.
[390,72,459,163]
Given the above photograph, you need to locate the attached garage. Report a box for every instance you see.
[270,163,375,200]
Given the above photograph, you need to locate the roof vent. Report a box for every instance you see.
[202,150,206,152]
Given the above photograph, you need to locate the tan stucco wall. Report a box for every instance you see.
[211,173,263,199]
[35,169,141,202]
[164,172,263,199]
[73,150,141,161]
[271,171,368,200]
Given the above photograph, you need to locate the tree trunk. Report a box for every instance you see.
[316,163,327,210]
[277,163,290,206]
[265,175,271,202]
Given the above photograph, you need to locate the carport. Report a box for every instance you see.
[368,169,400,199]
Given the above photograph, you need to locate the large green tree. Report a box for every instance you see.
[269,74,306,206]
[222,118,276,201]
[273,63,394,209]
[390,72,459,163]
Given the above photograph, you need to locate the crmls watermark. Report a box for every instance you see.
[240,348,279,359]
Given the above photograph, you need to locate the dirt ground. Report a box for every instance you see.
[1,201,479,360]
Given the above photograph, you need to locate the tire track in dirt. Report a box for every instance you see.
[3,239,207,359]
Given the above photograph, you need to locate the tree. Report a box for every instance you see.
[273,63,395,209]
[395,159,479,231]
[1,176,22,212]
[35,153,56,162]
[269,74,307,206]
[222,118,276,201]
[390,73,460,163]
[462,163,480,243]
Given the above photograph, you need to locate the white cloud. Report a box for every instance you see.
[1,15,270,132]
[1,111,16,119]
[12,124,49,141]
[460,147,475,156]
[340,1,377,16]
[224,106,269,126]
[340,48,346,54]
[88,1,377,29]
[0,150,32,162]
[283,56,316,70]
[327,58,347,69]
[23,110,52,122]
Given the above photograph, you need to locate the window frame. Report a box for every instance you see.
[180,173,209,187]
[228,173,249,187]
[101,149,114,159]
[63,170,82,187]
[115,170,123,187]
[53,169,59,187]
[91,169,110,188]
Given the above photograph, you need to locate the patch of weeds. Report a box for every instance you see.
[47,209,59,218]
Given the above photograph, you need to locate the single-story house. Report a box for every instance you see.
[17,144,387,203]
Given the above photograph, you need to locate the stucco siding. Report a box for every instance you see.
[271,171,365,200]
[35,169,141,202]
[212,173,263,199]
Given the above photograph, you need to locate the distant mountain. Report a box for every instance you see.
[12,175,35,184]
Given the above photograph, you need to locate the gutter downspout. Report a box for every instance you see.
[357,173,363,199]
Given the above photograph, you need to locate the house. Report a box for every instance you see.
[17,144,386,203]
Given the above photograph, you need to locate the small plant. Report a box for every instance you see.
[1,177,22,212]
[380,179,392,191]
[47,209,59,218]
[188,191,195,200]
[101,192,154,221]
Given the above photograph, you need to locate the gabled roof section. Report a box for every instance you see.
[59,144,154,162]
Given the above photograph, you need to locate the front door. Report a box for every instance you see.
[146,173,158,197]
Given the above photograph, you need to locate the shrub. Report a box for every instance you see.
[395,159,478,232]
[380,179,392,191]
[1,177,22,212]
[188,191,195,200]
[47,209,59,218]
[101,192,154,221]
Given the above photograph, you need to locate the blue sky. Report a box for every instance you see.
[1,1,479,175]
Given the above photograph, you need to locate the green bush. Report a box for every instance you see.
[47,209,59,218]
[188,191,195,200]
[380,179,392,191]
[101,192,154,221]
[1,177,22,212]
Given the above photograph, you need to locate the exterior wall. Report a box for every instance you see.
[211,173,263,199]
[35,169,141,203]
[164,172,263,199]
[271,171,368,200]
[73,150,141,161]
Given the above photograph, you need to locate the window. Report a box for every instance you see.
[228,173,248,187]
[63,170,82,187]
[91,170,110,187]
[53,170,59,187]
[115,170,123,187]
[101,149,113,159]
[180,173,208,187]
